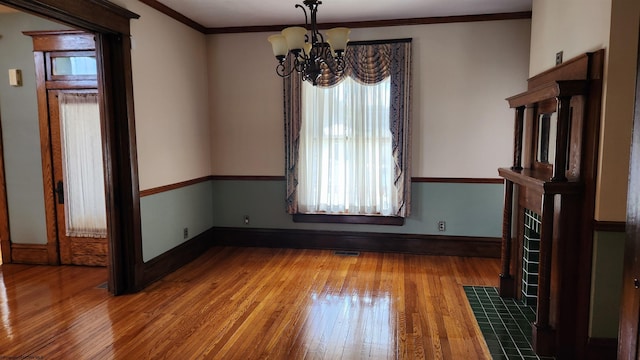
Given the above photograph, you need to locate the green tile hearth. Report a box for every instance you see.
[464,286,555,360]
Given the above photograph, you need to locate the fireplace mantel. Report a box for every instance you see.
[498,50,604,358]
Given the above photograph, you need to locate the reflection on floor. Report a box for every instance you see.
[1,248,500,359]
[464,286,555,360]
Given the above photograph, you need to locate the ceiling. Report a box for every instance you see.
[0,1,533,29]
[155,0,532,29]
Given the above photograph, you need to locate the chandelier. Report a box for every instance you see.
[267,0,350,86]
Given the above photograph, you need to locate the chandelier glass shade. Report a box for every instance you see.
[267,0,350,85]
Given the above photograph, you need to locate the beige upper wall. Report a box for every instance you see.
[596,0,639,221]
[208,19,532,178]
[529,0,639,221]
[529,0,612,76]
[208,32,285,176]
[110,0,212,191]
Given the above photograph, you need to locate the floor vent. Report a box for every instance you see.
[96,282,108,289]
[334,250,360,257]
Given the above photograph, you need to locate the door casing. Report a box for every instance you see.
[618,24,640,359]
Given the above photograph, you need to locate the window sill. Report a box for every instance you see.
[292,213,405,226]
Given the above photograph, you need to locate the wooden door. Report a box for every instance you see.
[47,89,107,266]
[26,31,108,267]
[619,32,640,359]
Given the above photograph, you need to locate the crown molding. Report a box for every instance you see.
[136,1,531,35]
[138,0,207,33]
[206,11,532,34]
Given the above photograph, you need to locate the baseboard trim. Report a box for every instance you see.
[11,243,50,264]
[585,337,617,360]
[593,220,626,232]
[138,228,215,289]
[211,227,501,258]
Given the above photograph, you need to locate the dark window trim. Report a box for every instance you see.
[293,213,405,226]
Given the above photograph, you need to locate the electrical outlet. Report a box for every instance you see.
[183,227,188,239]
[437,221,446,232]
[243,215,250,225]
[555,51,563,65]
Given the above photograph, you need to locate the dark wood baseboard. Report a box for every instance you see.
[593,220,626,232]
[137,228,215,290]
[211,227,501,258]
[585,337,617,360]
[10,243,50,264]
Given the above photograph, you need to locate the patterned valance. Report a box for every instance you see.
[314,41,400,87]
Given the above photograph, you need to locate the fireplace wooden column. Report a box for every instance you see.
[499,178,515,297]
[499,106,525,297]
[498,50,604,358]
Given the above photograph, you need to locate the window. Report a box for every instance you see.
[299,77,395,215]
[284,39,412,221]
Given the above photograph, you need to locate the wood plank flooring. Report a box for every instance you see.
[0,246,500,359]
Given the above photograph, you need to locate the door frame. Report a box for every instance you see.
[0,0,142,295]
[618,21,640,359]
[0,118,10,265]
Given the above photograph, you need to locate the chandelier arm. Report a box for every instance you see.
[320,56,346,78]
[295,58,307,73]
[295,3,312,50]
[308,1,320,44]
[295,4,309,30]
[275,61,297,78]
[316,32,325,47]
[317,43,331,58]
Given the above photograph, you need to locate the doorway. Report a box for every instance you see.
[0,0,141,294]
[25,30,108,266]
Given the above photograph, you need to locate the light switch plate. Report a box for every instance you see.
[8,69,22,87]
[555,51,563,66]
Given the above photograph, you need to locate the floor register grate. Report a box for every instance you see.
[333,250,360,256]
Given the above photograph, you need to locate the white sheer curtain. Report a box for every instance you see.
[298,76,397,215]
[59,93,107,238]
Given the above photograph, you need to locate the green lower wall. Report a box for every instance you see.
[589,230,626,338]
[140,181,214,262]
[211,179,504,237]
[0,13,70,245]
[140,179,503,263]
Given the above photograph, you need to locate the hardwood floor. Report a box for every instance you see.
[0,247,499,359]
